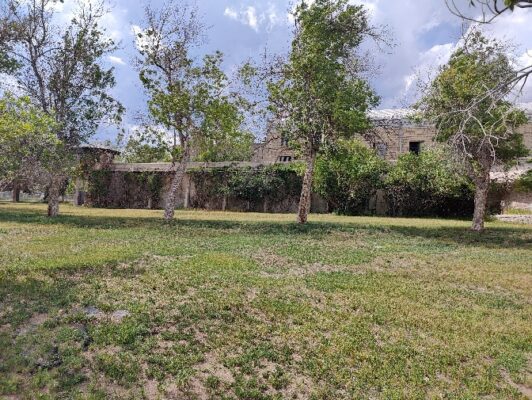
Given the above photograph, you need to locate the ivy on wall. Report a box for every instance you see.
[189,163,304,210]
[87,170,164,208]
[87,170,112,207]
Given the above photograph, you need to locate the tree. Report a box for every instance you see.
[417,31,529,231]
[268,0,380,224]
[192,123,254,162]
[121,137,171,163]
[447,0,532,22]
[445,1,532,97]
[0,93,60,198]
[1,0,123,216]
[135,1,253,221]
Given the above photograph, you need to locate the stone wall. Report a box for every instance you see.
[84,162,328,214]
[501,190,532,212]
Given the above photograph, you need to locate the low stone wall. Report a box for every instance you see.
[501,190,532,212]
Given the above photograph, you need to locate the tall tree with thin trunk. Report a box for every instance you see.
[135,1,251,221]
[0,0,123,216]
[268,0,380,224]
[417,31,529,232]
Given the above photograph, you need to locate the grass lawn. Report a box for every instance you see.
[0,202,531,399]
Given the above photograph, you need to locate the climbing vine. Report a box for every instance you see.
[189,163,304,210]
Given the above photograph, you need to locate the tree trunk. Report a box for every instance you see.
[297,151,317,224]
[12,182,20,203]
[471,173,490,232]
[163,146,190,221]
[221,195,227,212]
[47,175,62,217]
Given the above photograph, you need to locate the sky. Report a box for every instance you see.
[49,0,532,142]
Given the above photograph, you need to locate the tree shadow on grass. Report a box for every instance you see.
[0,204,530,250]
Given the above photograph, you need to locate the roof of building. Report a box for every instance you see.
[367,108,417,121]
[368,103,532,122]
[79,144,121,155]
[491,162,531,182]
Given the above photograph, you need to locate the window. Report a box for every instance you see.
[409,141,422,155]
[281,136,289,147]
[375,143,388,158]
[279,156,292,162]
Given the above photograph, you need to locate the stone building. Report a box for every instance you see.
[252,132,297,163]
[252,105,532,163]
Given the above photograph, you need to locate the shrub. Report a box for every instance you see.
[514,170,532,193]
[314,140,388,215]
[384,148,475,217]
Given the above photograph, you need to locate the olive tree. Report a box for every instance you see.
[268,0,380,224]
[0,0,123,216]
[417,31,528,232]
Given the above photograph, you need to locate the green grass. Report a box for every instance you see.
[0,202,531,399]
[505,208,532,215]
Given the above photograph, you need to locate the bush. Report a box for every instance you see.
[314,140,388,215]
[514,170,532,193]
[384,148,475,217]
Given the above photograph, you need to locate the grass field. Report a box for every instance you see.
[0,202,531,399]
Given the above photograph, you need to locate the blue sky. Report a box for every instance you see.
[51,0,532,142]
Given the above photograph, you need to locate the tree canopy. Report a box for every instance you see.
[268,0,380,223]
[0,93,60,191]
[417,31,529,231]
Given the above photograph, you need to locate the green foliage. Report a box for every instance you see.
[469,0,526,11]
[189,164,303,209]
[137,8,253,164]
[514,170,532,193]
[2,0,123,147]
[269,0,379,153]
[121,138,171,163]
[0,93,60,186]
[314,143,475,217]
[87,170,112,207]
[418,31,528,171]
[192,128,254,162]
[314,140,388,215]
[384,149,475,217]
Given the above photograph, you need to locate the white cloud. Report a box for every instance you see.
[224,7,238,20]
[245,7,259,31]
[108,56,125,65]
[223,3,285,32]
[400,42,455,103]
